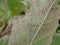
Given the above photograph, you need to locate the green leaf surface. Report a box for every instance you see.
[7,0,25,15]
[0,0,26,26]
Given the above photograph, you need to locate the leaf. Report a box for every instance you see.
[0,0,26,26]
[8,0,58,45]
[7,0,25,15]
[0,1,9,24]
